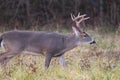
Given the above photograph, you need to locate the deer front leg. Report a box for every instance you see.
[58,55,66,67]
[45,54,52,69]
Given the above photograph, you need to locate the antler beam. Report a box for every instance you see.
[71,12,90,34]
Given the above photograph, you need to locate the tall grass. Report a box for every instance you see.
[0,26,120,80]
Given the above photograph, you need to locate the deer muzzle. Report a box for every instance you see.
[90,40,96,44]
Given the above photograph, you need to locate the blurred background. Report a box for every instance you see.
[0,0,120,31]
[0,1,120,80]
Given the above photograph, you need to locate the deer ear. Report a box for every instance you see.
[72,26,80,37]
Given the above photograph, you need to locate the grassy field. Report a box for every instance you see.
[0,27,120,80]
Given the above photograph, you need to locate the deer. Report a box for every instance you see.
[0,13,95,69]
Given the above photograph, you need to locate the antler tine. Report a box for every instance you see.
[78,12,80,16]
[78,16,90,23]
[71,13,75,21]
[74,14,86,21]
[71,12,90,34]
[71,13,86,21]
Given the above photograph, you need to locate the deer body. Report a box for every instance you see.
[0,13,96,69]
[0,30,79,68]
[1,30,78,56]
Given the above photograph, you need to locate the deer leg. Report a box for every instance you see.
[0,52,9,63]
[45,54,52,69]
[0,53,15,67]
[0,51,22,67]
[0,56,13,67]
[58,55,66,67]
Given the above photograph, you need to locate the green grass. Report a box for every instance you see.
[0,28,120,80]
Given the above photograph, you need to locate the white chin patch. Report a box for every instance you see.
[89,40,95,43]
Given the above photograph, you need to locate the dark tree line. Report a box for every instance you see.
[0,0,120,29]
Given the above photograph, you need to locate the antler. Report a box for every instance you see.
[71,12,90,34]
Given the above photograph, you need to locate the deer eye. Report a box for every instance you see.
[83,34,87,37]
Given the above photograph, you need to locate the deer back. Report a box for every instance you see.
[1,30,67,56]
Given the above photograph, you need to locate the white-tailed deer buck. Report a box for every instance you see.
[0,13,95,69]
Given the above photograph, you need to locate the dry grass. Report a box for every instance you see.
[0,28,120,80]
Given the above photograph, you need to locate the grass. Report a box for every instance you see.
[0,27,120,80]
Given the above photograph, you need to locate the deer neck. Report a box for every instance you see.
[53,34,78,57]
[65,34,78,48]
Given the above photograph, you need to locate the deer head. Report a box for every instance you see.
[71,12,96,45]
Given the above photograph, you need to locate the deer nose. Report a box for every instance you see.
[90,40,96,44]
